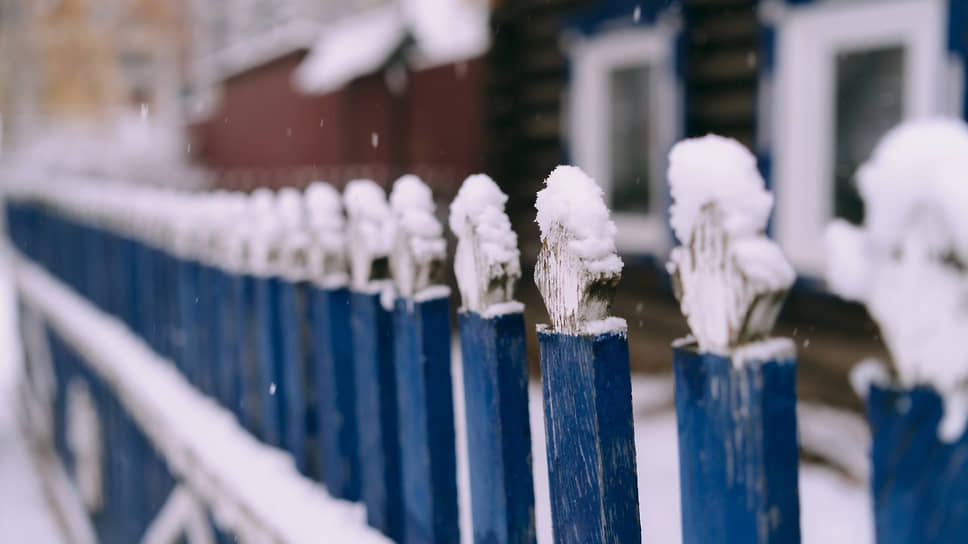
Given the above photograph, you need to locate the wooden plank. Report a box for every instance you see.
[673,344,801,544]
[538,329,641,544]
[252,275,285,447]
[196,263,218,397]
[310,285,362,501]
[215,270,243,414]
[393,295,460,544]
[459,310,535,544]
[176,258,201,385]
[277,279,313,475]
[867,385,968,544]
[351,291,404,541]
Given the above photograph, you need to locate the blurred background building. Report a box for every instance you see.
[2,0,967,409]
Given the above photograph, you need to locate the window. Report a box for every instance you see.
[609,65,651,214]
[568,24,680,254]
[768,0,949,274]
[833,46,905,225]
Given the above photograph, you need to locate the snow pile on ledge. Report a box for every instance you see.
[401,0,490,67]
[534,165,624,335]
[295,0,490,94]
[389,175,448,299]
[666,135,794,358]
[294,7,406,94]
[12,255,390,544]
[344,180,395,292]
[449,174,522,315]
[824,118,968,441]
[305,182,349,287]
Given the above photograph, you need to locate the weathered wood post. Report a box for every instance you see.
[344,179,404,540]
[305,181,361,500]
[276,186,315,476]
[533,166,641,544]
[388,175,459,544]
[449,174,535,544]
[247,188,285,446]
[666,136,800,544]
[825,119,968,544]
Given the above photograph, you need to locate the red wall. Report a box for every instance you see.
[192,51,485,198]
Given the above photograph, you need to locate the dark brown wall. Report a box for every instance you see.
[205,51,344,172]
[191,51,486,198]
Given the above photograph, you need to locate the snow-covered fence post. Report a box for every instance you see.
[276,187,315,476]
[388,175,460,544]
[344,179,404,540]
[533,166,641,544]
[214,193,249,418]
[825,119,968,544]
[172,195,204,385]
[305,182,361,500]
[247,188,286,447]
[449,174,536,544]
[666,136,800,544]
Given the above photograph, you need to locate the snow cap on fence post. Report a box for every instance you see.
[247,187,282,277]
[825,118,968,441]
[388,174,447,300]
[666,134,794,357]
[448,173,522,315]
[305,181,349,287]
[534,165,624,335]
[343,179,394,295]
[276,186,312,281]
[219,192,251,274]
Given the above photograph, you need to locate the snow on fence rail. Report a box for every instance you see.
[2,121,968,544]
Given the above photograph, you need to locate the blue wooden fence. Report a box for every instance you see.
[2,155,965,544]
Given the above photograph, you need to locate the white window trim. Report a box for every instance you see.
[567,23,681,256]
[771,0,949,276]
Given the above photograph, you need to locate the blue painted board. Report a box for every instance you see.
[216,271,244,416]
[310,285,361,500]
[195,263,217,396]
[459,310,536,544]
[673,344,801,544]
[393,296,460,544]
[176,258,201,383]
[278,279,314,475]
[350,290,404,541]
[867,384,968,544]
[252,276,285,447]
[238,274,261,432]
[538,328,641,544]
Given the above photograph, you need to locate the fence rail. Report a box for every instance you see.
[3,122,967,544]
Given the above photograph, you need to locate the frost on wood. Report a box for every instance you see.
[666,135,794,355]
[534,165,624,335]
[343,179,394,291]
[448,174,521,314]
[305,182,349,287]
[389,175,447,299]
[824,118,968,442]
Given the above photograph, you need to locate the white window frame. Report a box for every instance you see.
[567,23,681,255]
[771,0,950,275]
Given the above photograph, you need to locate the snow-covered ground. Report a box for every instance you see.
[0,253,65,543]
